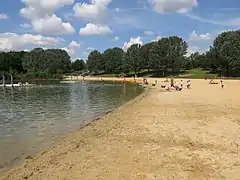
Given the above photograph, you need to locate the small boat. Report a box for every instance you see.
[60,81,79,84]
[1,75,34,87]
[0,83,35,87]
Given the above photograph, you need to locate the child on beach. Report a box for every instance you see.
[180,80,183,88]
[187,80,191,89]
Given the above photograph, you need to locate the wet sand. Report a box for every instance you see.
[1,78,240,180]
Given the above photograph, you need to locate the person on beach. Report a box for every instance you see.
[164,78,169,83]
[180,80,183,88]
[220,80,224,88]
[187,80,191,89]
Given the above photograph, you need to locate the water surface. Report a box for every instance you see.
[0,82,143,169]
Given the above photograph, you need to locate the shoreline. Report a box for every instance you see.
[0,84,147,177]
[1,79,240,179]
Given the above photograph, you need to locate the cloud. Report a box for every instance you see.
[185,13,240,26]
[148,0,198,14]
[73,0,111,23]
[0,32,60,51]
[62,41,81,59]
[123,37,143,51]
[20,0,75,35]
[79,23,112,36]
[189,30,214,41]
[112,36,119,41]
[0,13,9,19]
[187,45,200,55]
[151,35,162,42]
[32,14,75,35]
[20,0,75,19]
[144,30,154,36]
[20,23,32,28]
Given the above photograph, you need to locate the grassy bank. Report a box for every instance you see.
[92,68,240,80]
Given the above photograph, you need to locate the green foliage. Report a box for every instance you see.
[72,59,86,71]
[22,48,71,74]
[86,50,103,73]
[123,44,142,74]
[0,30,240,79]
[102,47,124,74]
[211,30,240,76]
[148,36,188,76]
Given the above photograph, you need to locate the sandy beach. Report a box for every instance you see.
[1,78,240,180]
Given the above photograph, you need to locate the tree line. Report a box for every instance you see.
[87,30,240,77]
[0,48,86,79]
[0,30,239,79]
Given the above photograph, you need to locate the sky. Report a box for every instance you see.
[0,0,239,60]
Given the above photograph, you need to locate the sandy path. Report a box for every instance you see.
[1,79,240,180]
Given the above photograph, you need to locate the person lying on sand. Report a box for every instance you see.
[209,79,218,84]
[164,78,169,83]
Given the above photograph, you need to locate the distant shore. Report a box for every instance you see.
[1,79,240,180]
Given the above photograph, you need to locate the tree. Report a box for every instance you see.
[102,47,124,74]
[210,30,240,76]
[123,44,142,75]
[140,42,155,71]
[87,50,103,73]
[72,59,86,71]
[22,48,71,74]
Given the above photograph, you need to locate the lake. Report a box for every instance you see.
[0,81,143,170]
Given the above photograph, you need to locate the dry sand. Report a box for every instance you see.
[1,78,240,180]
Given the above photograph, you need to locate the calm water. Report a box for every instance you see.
[0,82,143,169]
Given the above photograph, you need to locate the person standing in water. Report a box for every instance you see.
[170,78,174,87]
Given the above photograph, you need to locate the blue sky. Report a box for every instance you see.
[0,0,239,60]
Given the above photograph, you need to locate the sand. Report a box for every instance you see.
[1,78,240,180]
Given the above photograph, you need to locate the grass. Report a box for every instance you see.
[93,68,240,79]
[174,68,218,79]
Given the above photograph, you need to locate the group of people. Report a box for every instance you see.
[164,78,191,91]
[209,79,224,88]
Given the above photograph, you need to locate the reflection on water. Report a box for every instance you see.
[0,82,143,169]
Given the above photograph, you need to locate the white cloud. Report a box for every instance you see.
[189,30,214,41]
[20,23,32,28]
[187,45,200,56]
[62,41,81,59]
[0,13,9,19]
[151,35,162,42]
[112,36,119,41]
[185,13,240,26]
[20,0,75,19]
[73,0,111,23]
[148,0,198,14]
[20,0,75,35]
[32,14,75,34]
[0,33,59,51]
[144,30,154,36]
[79,23,112,36]
[123,36,143,51]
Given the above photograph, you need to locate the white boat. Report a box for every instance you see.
[1,75,35,87]
[60,81,79,84]
[0,83,35,87]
